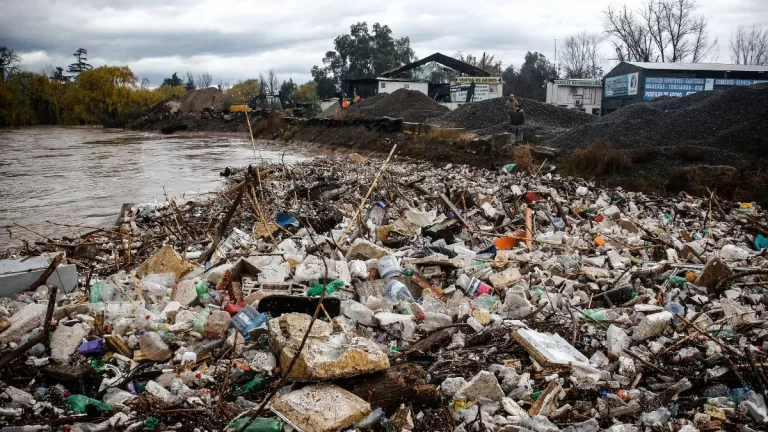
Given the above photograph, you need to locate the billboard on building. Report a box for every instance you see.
[555,79,602,87]
[643,77,768,100]
[604,73,639,97]
[455,77,502,84]
[451,84,491,103]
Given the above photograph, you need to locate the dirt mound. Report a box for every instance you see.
[430,97,596,137]
[178,87,224,112]
[344,89,449,123]
[549,83,768,157]
[319,103,341,118]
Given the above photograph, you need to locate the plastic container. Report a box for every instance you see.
[138,332,173,361]
[227,417,281,432]
[65,395,113,414]
[306,279,344,297]
[455,274,493,298]
[78,339,105,356]
[377,255,402,278]
[89,282,103,303]
[366,201,387,227]
[231,305,268,339]
[192,307,211,334]
[385,280,414,302]
[232,377,267,396]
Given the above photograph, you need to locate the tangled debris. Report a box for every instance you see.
[343,89,449,123]
[2,153,768,432]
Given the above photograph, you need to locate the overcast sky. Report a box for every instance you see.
[2,0,766,86]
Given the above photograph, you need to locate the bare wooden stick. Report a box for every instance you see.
[26,253,64,292]
[338,143,397,245]
[199,185,245,264]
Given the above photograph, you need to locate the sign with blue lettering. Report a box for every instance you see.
[604,73,639,98]
[714,79,768,87]
[643,77,706,100]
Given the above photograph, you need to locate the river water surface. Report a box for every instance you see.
[0,127,307,250]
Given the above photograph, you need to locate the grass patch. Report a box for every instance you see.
[630,145,658,164]
[566,140,631,177]
[674,143,707,162]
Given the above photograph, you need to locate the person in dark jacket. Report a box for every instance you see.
[507,94,525,144]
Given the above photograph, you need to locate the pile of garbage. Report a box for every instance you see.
[343,89,450,123]
[2,153,768,432]
[549,83,768,157]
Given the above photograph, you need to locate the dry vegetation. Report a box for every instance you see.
[513,145,534,172]
[565,139,631,177]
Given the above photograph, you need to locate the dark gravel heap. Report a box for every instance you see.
[344,89,449,123]
[430,98,508,130]
[549,83,768,157]
[430,97,596,136]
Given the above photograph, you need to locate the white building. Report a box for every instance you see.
[377,78,429,96]
[545,79,602,115]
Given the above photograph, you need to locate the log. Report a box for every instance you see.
[335,363,438,413]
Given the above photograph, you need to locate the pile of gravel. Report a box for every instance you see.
[549,83,768,157]
[519,98,596,130]
[178,87,224,112]
[429,97,596,136]
[344,89,449,123]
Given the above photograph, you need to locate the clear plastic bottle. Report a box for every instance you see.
[421,312,452,329]
[341,300,375,326]
[455,274,493,297]
[138,332,173,362]
[385,280,414,302]
[366,201,387,227]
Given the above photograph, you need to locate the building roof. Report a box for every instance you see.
[625,61,768,72]
[379,52,492,78]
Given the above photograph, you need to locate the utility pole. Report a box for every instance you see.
[551,39,557,104]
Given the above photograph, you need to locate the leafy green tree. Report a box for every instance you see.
[227,79,261,104]
[68,48,93,74]
[290,81,321,113]
[279,78,297,103]
[502,52,558,101]
[162,73,183,87]
[184,71,196,90]
[312,22,414,97]
[311,66,337,99]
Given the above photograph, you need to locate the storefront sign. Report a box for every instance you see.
[604,73,639,97]
[714,78,768,87]
[451,84,491,103]
[643,76,705,100]
[555,79,602,87]
[455,76,502,84]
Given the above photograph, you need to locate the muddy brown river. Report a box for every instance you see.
[0,127,308,250]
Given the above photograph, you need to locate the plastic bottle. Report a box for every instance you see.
[306,279,344,297]
[192,307,211,334]
[420,312,452,329]
[227,417,281,432]
[668,276,687,286]
[665,302,684,325]
[89,282,104,303]
[233,377,267,396]
[385,280,414,302]
[455,274,493,298]
[377,255,402,278]
[138,332,173,362]
[65,394,113,414]
[341,300,375,326]
[231,305,268,339]
[366,201,387,227]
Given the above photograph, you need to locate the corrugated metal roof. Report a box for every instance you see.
[625,61,768,72]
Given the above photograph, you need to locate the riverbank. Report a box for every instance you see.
[0,127,309,251]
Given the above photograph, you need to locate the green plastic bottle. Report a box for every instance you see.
[669,276,687,286]
[144,416,159,430]
[306,279,344,297]
[89,282,104,303]
[192,306,211,334]
[65,394,113,414]
[233,377,266,396]
[227,417,281,432]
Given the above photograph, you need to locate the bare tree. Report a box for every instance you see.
[267,69,279,94]
[603,0,717,63]
[184,71,196,90]
[140,77,150,89]
[731,25,768,65]
[196,72,213,88]
[559,32,604,79]
[0,46,21,82]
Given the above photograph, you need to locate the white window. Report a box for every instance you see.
[404,83,410,89]
[381,82,386,88]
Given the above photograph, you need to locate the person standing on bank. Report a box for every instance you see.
[507,94,525,144]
